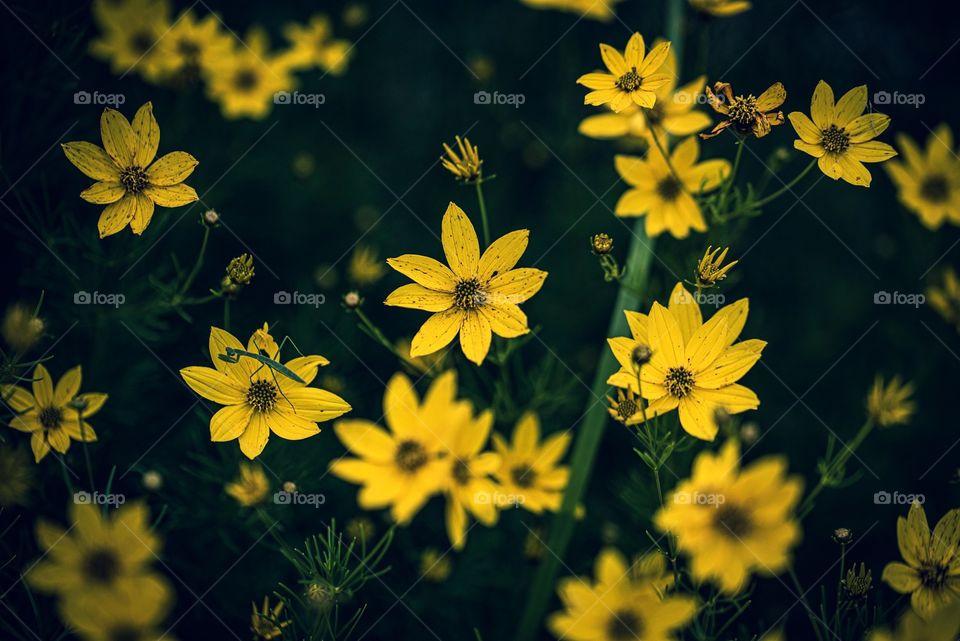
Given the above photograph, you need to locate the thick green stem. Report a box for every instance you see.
[754,158,817,208]
[474,179,492,247]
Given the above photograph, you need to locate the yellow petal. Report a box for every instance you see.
[794,140,826,158]
[578,113,631,139]
[97,194,136,238]
[686,320,728,371]
[383,373,421,438]
[384,283,453,312]
[624,33,645,67]
[678,395,718,440]
[210,403,252,441]
[460,310,491,365]
[848,140,897,164]
[32,363,53,406]
[131,102,160,167]
[788,111,822,144]
[280,387,351,422]
[54,366,82,406]
[648,303,685,368]
[837,153,872,187]
[334,419,395,462]
[238,412,269,458]
[810,80,834,129]
[80,181,126,204]
[666,283,702,343]
[576,72,616,90]
[683,158,730,193]
[128,192,156,235]
[584,88,621,108]
[881,562,921,593]
[695,339,765,388]
[146,151,199,186]
[143,183,198,208]
[478,229,529,281]
[180,366,247,404]
[487,268,547,304]
[209,327,254,383]
[695,384,760,413]
[818,153,843,181]
[268,408,321,440]
[61,142,120,181]
[834,85,867,127]
[513,411,540,454]
[47,427,70,453]
[899,502,931,566]
[386,255,457,291]
[441,201,480,279]
[480,303,529,338]
[846,113,891,143]
[62,419,97,442]
[446,497,468,550]
[599,43,627,76]
[638,41,670,76]
[282,355,330,385]
[755,82,786,112]
[410,308,463,358]
[1,385,35,412]
[100,107,137,167]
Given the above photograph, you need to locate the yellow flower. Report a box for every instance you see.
[60,574,175,641]
[491,412,571,513]
[579,43,710,141]
[27,502,165,600]
[689,0,751,17]
[420,547,453,582]
[701,81,786,139]
[396,337,448,376]
[348,245,387,285]
[654,440,803,593]
[696,245,737,288]
[928,267,960,331]
[886,124,960,229]
[151,9,236,84]
[441,136,484,183]
[90,0,172,80]
[329,371,455,524]
[226,462,271,507]
[2,302,44,353]
[384,202,547,365]
[443,405,501,550]
[179,324,351,459]
[577,33,672,113]
[252,596,290,640]
[277,15,353,75]
[519,0,622,22]
[606,282,765,440]
[2,363,106,462]
[615,137,729,238]
[607,387,642,424]
[62,102,199,238]
[0,444,33,507]
[867,375,915,427]
[881,502,960,619]
[868,605,960,641]
[788,81,897,187]
[204,28,296,120]
[547,547,696,641]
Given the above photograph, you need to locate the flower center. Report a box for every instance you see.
[615,67,644,93]
[605,609,645,641]
[616,398,638,422]
[107,626,143,641]
[919,562,948,589]
[82,547,121,584]
[453,278,486,310]
[246,380,278,413]
[714,503,753,538]
[656,176,683,201]
[664,367,695,398]
[395,440,428,473]
[728,95,759,127]
[821,124,851,154]
[119,166,148,193]
[177,38,201,58]
[233,68,260,92]
[511,463,537,488]
[129,31,154,55]
[38,406,62,429]
[920,175,950,203]
[452,459,471,485]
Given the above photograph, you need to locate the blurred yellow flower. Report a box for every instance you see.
[420,547,453,582]
[654,440,803,593]
[2,303,44,353]
[205,28,296,119]
[329,372,454,524]
[614,136,730,238]
[607,283,764,440]
[0,445,33,506]
[348,245,387,285]
[577,33,672,113]
[579,42,710,142]
[90,0,172,79]
[226,462,271,507]
[62,102,199,238]
[868,604,960,641]
[928,267,960,331]
[180,324,350,459]
[2,363,106,462]
[701,81,786,139]
[252,596,290,640]
[491,412,570,513]
[548,547,696,641]
[519,0,621,21]
[881,502,960,619]
[152,9,236,84]
[689,0,751,17]
[789,81,897,187]
[384,202,547,365]
[867,375,915,427]
[396,337,448,376]
[886,124,960,229]
[278,15,353,75]
[60,576,175,641]
[441,136,484,183]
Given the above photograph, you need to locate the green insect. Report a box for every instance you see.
[217,334,306,410]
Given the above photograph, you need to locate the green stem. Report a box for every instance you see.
[789,566,827,641]
[754,158,817,208]
[474,179,491,247]
[223,299,231,331]
[354,307,406,362]
[77,408,96,492]
[798,418,875,518]
[177,224,211,298]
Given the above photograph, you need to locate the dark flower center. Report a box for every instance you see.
[714,504,753,538]
[129,31,154,55]
[395,440,428,472]
[664,367,695,398]
[616,399,638,421]
[919,562,948,589]
[821,124,851,154]
[82,547,121,584]
[233,68,259,91]
[728,95,759,127]
[615,67,644,93]
[656,176,683,201]
[38,406,62,429]
[920,175,950,203]
[453,279,486,309]
[606,609,645,641]
[511,464,537,488]
[452,459,471,485]
[246,380,278,412]
[107,626,143,641]
[119,166,148,193]
[177,38,201,58]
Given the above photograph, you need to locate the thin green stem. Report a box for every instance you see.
[77,408,96,492]
[645,117,686,190]
[354,308,406,362]
[798,418,875,518]
[788,566,827,641]
[177,224,211,298]
[754,159,817,208]
[474,179,491,247]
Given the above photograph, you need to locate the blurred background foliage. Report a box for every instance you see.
[1,0,958,638]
